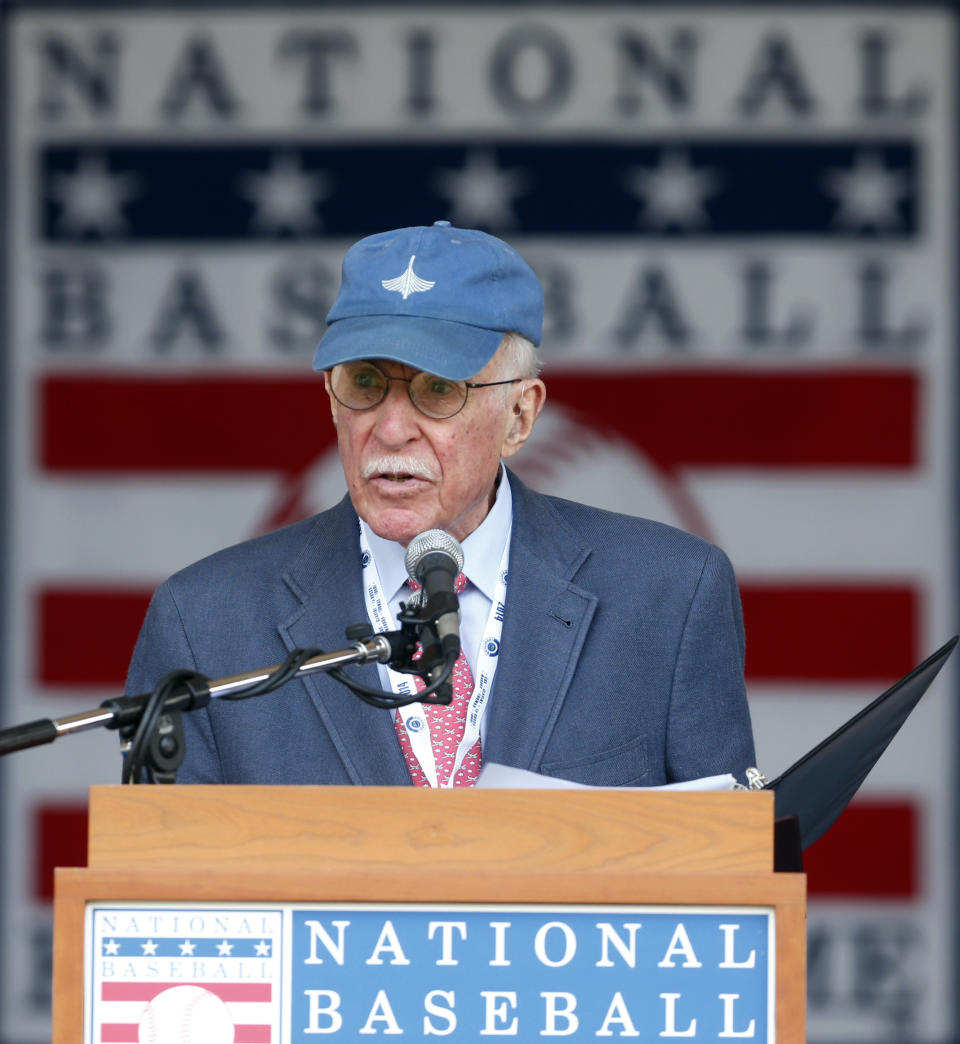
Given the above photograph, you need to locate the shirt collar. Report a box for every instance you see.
[360,465,514,603]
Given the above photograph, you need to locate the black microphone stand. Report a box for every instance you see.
[0,597,457,784]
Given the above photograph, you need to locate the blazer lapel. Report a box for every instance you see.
[484,474,597,771]
[277,498,411,785]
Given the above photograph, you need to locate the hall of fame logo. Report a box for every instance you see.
[86,906,283,1044]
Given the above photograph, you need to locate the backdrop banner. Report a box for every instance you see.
[2,5,955,1041]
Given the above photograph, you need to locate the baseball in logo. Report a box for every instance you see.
[138,985,234,1044]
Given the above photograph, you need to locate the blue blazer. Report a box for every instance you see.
[125,472,755,786]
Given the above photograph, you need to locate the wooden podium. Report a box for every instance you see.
[54,785,805,1042]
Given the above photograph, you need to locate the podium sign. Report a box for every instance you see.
[86,901,774,1042]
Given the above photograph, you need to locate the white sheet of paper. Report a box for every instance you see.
[475,761,736,792]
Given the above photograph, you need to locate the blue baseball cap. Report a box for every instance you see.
[313,221,543,381]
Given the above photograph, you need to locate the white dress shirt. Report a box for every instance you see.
[361,468,513,739]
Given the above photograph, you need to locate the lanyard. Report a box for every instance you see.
[359,524,509,788]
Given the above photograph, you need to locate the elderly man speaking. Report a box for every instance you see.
[125,221,755,788]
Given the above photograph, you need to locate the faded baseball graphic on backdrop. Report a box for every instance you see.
[256,403,707,539]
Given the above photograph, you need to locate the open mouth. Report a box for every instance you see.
[374,470,433,485]
[363,457,436,484]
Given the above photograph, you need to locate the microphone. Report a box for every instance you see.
[405,529,464,665]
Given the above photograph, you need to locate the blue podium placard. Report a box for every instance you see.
[86,901,774,1042]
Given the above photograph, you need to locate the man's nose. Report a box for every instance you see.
[371,380,423,444]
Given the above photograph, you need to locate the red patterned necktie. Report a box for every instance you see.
[394,573,483,787]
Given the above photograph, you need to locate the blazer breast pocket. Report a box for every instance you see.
[540,733,650,787]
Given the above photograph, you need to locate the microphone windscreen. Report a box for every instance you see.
[404,529,464,582]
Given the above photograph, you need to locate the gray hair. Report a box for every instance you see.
[499,331,542,378]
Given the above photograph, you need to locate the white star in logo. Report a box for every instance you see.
[625,150,721,230]
[238,152,332,234]
[48,153,142,237]
[254,939,271,956]
[217,939,234,956]
[103,938,120,956]
[823,151,909,231]
[178,939,196,956]
[141,939,158,956]
[433,149,528,229]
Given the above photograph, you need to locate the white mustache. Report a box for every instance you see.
[362,455,438,481]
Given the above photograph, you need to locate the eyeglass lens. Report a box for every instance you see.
[331,362,468,419]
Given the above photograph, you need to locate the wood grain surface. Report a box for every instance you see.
[89,785,774,874]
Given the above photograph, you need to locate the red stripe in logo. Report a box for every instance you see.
[101,982,272,1002]
[99,1027,139,1043]
[100,1025,270,1043]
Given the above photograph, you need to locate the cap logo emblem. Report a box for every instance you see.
[381,255,436,300]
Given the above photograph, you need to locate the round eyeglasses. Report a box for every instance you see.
[329,361,522,420]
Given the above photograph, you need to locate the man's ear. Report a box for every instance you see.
[501,379,546,459]
[323,371,338,427]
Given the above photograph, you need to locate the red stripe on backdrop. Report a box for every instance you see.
[102,982,272,1002]
[740,583,918,682]
[544,370,918,470]
[39,369,917,474]
[37,588,152,686]
[40,375,331,475]
[33,805,88,901]
[805,800,918,898]
[36,583,918,691]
